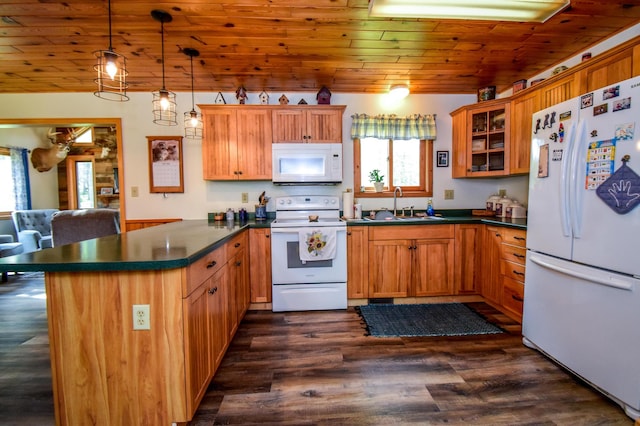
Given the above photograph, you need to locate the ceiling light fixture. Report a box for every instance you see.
[368,0,570,23]
[183,48,203,139]
[389,84,410,99]
[151,9,177,126]
[93,0,128,101]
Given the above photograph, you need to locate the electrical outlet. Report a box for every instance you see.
[131,186,139,198]
[498,188,507,197]
[132,304,150,330]
[444,189,454,200]
[241,192,248,203]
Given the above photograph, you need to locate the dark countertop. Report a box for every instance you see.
[0,213,524,274]
[346,215,527,230]
[0,220,267,273]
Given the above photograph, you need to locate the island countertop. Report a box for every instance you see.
[0,219,258,273]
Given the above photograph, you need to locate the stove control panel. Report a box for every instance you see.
[275,196,339,210]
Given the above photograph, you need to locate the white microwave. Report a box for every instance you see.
[272,143,343,185]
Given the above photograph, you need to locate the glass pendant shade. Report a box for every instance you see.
[93,0,128,101]
[184,110,203,139]
[183,47,202,139]
[152,89,178,126]
[151,9,177,126]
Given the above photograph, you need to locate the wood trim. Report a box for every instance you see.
[125,218,182,232]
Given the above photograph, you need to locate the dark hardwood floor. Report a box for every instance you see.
[0,274,633,425]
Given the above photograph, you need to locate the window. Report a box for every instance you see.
[354,137,433,198]
[0,147,30,217]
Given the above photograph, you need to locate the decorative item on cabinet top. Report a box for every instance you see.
[316,86,332,104]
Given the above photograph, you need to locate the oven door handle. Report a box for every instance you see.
[270,227,346,234]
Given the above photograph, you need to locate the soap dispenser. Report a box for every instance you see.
[426,198,435,216]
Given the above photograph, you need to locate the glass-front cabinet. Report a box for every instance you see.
[451,99,511,178]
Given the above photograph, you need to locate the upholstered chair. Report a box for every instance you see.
[11,209,59,252]
[51,209,121,247]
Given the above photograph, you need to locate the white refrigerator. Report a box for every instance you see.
[523,76,640,420]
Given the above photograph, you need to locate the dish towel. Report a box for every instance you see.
[299,228,338,262]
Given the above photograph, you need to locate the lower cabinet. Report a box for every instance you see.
[368,225,454,298]
[183,230,249,418]
[481,225,526,321]
[453,224,482,295]
[249,228,272,303]
[347,226,369,299]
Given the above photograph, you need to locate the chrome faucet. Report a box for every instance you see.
[393,186,403,216]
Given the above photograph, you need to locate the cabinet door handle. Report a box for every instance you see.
[513,270,525,276]
[513,236,526,241]
[266,234,270,238]
[237,171,243,175]
[208,286,218,295]
[513,253,525,258]
[234,242,241,248]
[236,261,242,267]
[511,294,523,302]
[206,261,217,269]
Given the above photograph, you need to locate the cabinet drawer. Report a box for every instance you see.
[501,228,526,248]
[501,260,526,283]
[226,231,248,260]
[503,276,524,319]
[501,245,526,265]
[186,247,226,295]
[369,224,454,240]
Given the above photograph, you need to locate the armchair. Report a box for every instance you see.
[51,209,120,247]
[0,234,24,282]
[11,209,59,253]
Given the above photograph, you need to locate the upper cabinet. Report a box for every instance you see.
[201,106,273,181]
[451,36,640,178]
[272,106,345,143]
[451,99,511,178]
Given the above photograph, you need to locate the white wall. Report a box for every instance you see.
[0,90,530,219]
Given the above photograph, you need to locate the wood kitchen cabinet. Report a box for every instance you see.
[453,224,482,295]
[347,226,369,299]
[368,225,454,298]
[509,90,539,175]
[249,228,271,303]
[227,231,250,336]
[481,225,527,322]
[201,106,272,180]
[272,105,345,143]
[450,99,511,177]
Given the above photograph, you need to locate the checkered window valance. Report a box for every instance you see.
[350,114,437,141]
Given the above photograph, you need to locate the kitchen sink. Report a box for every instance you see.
[363,211,445,221]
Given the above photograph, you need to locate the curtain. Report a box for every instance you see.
[10,147,31,210]
[350,114,437,140]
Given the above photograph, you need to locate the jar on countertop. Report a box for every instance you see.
[486,194,501,211]
[495,196,513,218]
[506,201,527,219]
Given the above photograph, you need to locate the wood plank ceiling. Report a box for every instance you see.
[0,1,639,95]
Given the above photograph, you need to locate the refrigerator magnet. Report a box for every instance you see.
[596,156,640,214]
[538,144,549,178]
[558,123,565,142]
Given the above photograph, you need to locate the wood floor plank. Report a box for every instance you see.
[0,274,634,425]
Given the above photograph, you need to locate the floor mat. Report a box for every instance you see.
[355,303,504,337]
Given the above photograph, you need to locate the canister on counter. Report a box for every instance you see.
[486,194,502,211]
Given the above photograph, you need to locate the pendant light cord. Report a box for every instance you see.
[107,0,113,51]
[190,55,195,110]
[161,20,166,90]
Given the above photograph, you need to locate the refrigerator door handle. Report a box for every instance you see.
[569,120,587,239]
[560,121,577,237]
[529,254,633,291]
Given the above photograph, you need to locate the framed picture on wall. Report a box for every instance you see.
[437,150,449,167]
[147,136,184,193]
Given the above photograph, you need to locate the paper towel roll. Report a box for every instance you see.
[343,190,354,218]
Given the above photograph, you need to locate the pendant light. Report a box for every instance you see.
[93,0,128,101]
[183,48,203,139]
[151,9,177,126]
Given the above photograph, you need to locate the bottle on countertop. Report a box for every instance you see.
[426,198,435,216]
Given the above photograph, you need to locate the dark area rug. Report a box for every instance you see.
[355,303,504,337]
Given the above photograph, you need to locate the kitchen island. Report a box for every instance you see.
[0,220,254,426]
